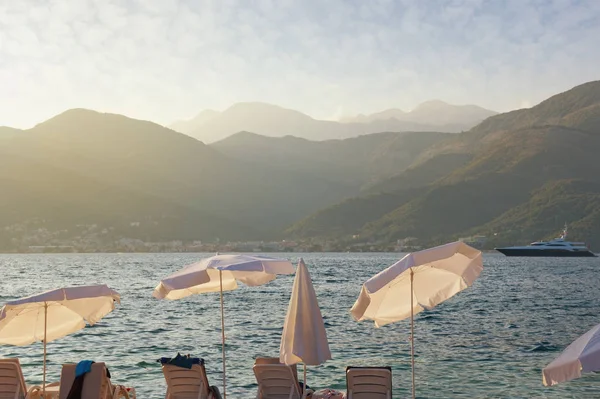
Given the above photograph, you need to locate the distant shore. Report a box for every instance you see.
[0,249,500,255]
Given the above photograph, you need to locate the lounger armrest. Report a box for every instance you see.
[25,384,42,399]
[207,385,222,399]
[112,385,133,399]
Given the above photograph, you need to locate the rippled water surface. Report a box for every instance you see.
[1,252,600,398]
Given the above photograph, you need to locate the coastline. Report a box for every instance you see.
[0,249,501,255]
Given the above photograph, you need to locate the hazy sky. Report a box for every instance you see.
[1,0,599,128]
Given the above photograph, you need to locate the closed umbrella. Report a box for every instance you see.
[351,241,483,399]
[543,322,600,386]
[0,284,120,396]
[153,253,295,399]
[280,259,331,396]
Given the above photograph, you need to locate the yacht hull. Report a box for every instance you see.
[495,248,597,257]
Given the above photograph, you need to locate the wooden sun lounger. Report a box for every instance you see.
[0,358,43,399]
[58,362,133,399]
[253,358,304,399]
[346,366,392,399]
[161,362,221,399]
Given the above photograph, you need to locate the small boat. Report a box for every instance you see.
[495,224,597,257]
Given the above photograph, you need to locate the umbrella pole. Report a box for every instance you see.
[43,302,48,398]
[303,363,307,399]
[219,270,227,399]
[410,269,415,399]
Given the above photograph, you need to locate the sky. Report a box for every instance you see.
[1,0,600,128]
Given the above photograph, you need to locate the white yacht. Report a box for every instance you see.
[495,225,596,257]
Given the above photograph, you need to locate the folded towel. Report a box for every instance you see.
[75,360,94,377]
[158,353,204,369]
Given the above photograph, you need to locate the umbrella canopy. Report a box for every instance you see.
[0,285,120,345]
[153,254,295,299]
[280,258,331,366]
[543,322,600,386]
[153,253,295,399]
[0,284,120,394]
[351,241,482,327]
[350,241,483,399]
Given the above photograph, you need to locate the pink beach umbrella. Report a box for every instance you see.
[0,285,120,397]
[351,242,483,399]
[153,253,295,399]
[280,258,332,397]
[543,322,600,386]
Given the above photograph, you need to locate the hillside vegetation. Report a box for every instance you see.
[288,81,600,250]
[0,112,448,249]
[3,81,600,251]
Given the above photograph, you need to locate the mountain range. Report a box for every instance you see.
[0,111,450,249]
[288,80,600,249]
[339,100,496,127]
[170,101,496,143]
[1,80,600,251]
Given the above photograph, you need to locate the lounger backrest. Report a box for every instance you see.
[59,363,111,399]
[0,359,26,399]
[254,358,299,386]
[346,367,392,399]
[253,363,301,399]
[162,364,210,399]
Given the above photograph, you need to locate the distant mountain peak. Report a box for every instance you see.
[170,109,221,134]
[342,101,496,126]
[413,99,450,109]
[171,99,497,143]
[37,108,149,127]
[223,102,314,120]
[34,108,112,129]
[413,99,491,111]
[226,101,286,110]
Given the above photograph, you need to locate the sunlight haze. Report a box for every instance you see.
[1,0,600,128]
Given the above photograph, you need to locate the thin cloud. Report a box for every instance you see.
[0,0,599,128]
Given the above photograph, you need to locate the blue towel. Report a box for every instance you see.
[75,360,94,377]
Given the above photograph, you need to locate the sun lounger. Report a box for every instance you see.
[253,357,305,399]
[58,362,133,399]
[0,358,43,399]
[345,366,392,399]
[160,358,221,399]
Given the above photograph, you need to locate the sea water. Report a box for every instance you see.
[1,252,599,398]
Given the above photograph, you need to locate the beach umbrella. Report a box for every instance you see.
[153,253,295,399]
[0,284,120,396]
[350,241,483,399]
[280,259,331,396]
[542,322,600,386]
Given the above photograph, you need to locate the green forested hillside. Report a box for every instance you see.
[212,131,450,189]
[288,81,600,250]
[3,81,600,251]
[0,110,358,246]
[476,180,600,249]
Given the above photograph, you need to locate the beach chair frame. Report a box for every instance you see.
[161,363,219,399]
[58,362,132,399]
[253,361,303,399]
[346,366,392,399]
[0,358,43,399]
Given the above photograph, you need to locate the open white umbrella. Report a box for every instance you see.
[543,322,600,386]
[0,284,120,396]
[280,259,331,397]
[153,253,295,399]
[350,241,483,399]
